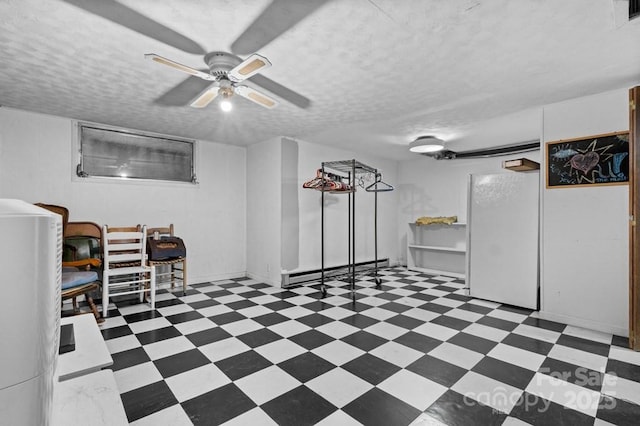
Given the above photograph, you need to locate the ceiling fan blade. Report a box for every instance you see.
[231,0,330,55]
[145,54,216,81]
[61,0,206,55]
[235,85,278,109]
[190,87,220,108]
[248,74,311,109]
[228,54,272,82]
[154,76,213,106]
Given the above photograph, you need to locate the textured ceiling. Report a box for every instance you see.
[1,0,639,160]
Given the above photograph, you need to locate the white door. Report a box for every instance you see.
[467,172,539,309]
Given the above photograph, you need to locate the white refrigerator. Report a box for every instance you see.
[467,173,539,309]
[0,199,61,425]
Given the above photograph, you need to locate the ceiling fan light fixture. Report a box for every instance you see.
[409,136,445,153]
[220,98,233,112]
[218,86,234,112]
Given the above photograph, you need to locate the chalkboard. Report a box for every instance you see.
[546,131,629,188]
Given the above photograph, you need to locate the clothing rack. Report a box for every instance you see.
[320,159,391,300]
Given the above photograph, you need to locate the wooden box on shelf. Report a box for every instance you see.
[503,158,540,172]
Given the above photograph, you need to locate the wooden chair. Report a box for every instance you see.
[35,204,103,323]
[60,271,102,323]
[102,225,155,317]
[146,224,187,295]
[62,221,104,323]
[64,221,103,270]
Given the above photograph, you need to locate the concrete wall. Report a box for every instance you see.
[247,137,399,284]
[246,137,282,285]
[397,87,633,335]
[2,86,634,335]
[0,107,247,284]
[293,139,399,273]
[281,138,299,272]
[540,88,630,335]
[397,151,542,265]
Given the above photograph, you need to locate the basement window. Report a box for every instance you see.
[76,123,197,184]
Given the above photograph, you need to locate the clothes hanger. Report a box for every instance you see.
[365,174,394,192]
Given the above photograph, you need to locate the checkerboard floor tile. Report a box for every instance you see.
[92,268,640,425]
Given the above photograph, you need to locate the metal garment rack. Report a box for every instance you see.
[320,159,386,300]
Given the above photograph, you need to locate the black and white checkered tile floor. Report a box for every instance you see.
[97,268,640,425]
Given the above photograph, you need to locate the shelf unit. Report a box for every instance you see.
[407,222,467,278]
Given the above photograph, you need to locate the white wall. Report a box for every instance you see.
[281,138,299,272]
[247,137,399,284]
[246,137,282,285]
[397,88,632,336]
[396,150,542,265]
[0,107,247,284]
[294,139,399,272]
[541,88,630,335]
[4,88,632,335]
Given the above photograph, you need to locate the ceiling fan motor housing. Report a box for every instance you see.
[204,52,241,78]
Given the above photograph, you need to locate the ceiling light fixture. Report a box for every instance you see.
[219,85,233,112]
[409,136,445,153]
[220,98,232,112]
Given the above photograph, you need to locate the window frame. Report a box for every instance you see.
[73,121,199,186]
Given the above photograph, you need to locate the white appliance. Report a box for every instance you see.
[0,199,62,425]
[467,173,539,309]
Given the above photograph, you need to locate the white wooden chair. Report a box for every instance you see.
[102,225,155,317]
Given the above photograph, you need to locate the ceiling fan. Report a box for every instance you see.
[146,51,278,110]
[62,0,327,109]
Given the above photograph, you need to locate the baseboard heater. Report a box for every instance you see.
[281,258,389,288]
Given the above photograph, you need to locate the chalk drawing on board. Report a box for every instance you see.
[546,132,629,188]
